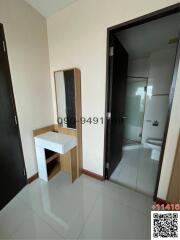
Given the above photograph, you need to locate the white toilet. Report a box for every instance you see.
[144,138,162,161]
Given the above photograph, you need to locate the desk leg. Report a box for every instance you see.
[70,147,77,182]
[35,145,48,182]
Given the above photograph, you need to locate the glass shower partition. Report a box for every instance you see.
[124,77,147,143]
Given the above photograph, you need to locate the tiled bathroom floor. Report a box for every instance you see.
[110,145,159,196]
[0,172,153,239]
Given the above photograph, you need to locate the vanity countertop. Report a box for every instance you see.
[34,131,77,154]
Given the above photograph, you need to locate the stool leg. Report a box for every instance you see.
[70,147,77,182]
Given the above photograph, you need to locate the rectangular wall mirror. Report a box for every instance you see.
[54,68,81,129]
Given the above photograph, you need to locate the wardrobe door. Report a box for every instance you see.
[0,24,27,210]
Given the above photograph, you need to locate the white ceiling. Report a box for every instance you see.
[25,0,77,17]
[116,13,180,59]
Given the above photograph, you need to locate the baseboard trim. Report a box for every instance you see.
[155,198,167,204]
[28,170,104,183]
[82,169,104,181]
[27,173,38,184]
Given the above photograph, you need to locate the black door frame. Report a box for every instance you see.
[0,23,27,185]
[103,3,180,201]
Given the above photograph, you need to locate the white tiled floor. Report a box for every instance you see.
[110,145,159,196]
[0,172,153,239]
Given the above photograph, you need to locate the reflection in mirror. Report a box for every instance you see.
[54,69,76,129]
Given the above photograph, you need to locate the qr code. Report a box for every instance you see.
[151,211,179,239]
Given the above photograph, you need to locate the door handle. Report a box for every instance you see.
[106,112,111,120]
[121,116,127,119]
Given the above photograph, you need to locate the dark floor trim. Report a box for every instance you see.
[155,198,167,204]
[27,173,38,184]
[82,169,104,181]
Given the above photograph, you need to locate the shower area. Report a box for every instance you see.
[124,77,147,145]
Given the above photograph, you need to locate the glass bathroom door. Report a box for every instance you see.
[124,78,147,143]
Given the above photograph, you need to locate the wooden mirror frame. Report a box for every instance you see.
[54,68,82,177]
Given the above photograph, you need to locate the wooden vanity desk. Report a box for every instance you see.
[33,68,82,182]
[33,124,82,182]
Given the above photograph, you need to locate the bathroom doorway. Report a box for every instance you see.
[104,4,180,199]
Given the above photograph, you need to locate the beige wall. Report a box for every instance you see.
[0,0,54,177]
[47,0,180,199]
